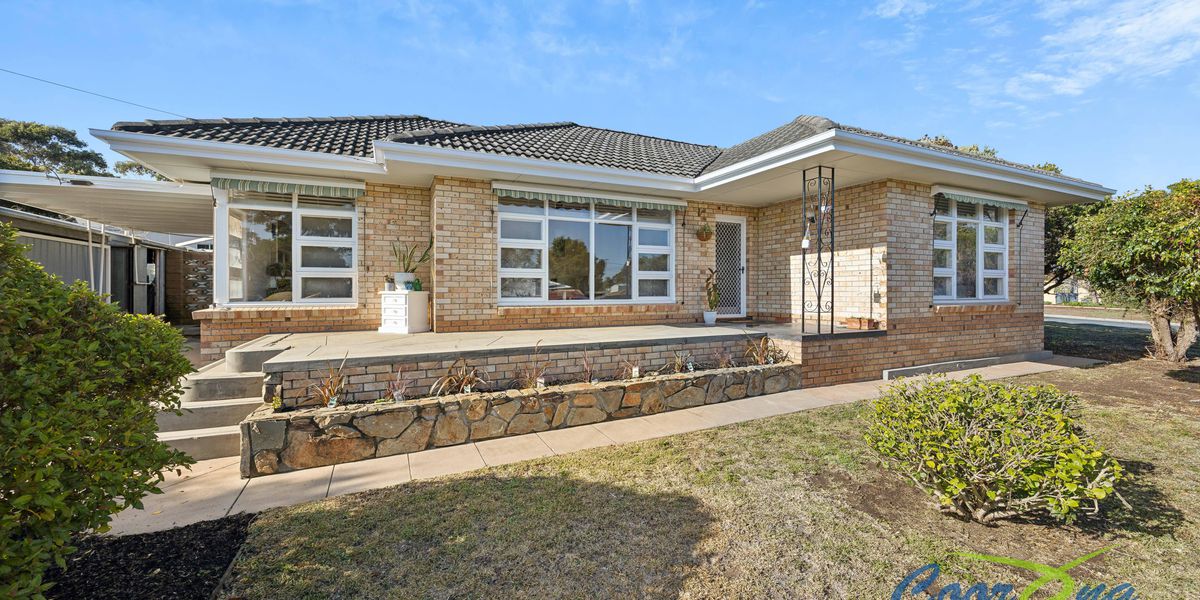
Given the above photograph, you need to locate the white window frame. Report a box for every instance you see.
[932,197,1008,304]
[213,188,358,307]
[497,197,676,306]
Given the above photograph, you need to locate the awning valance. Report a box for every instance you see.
[492,182,685,212]
[210,176,365,199]
[931,186,1027,211]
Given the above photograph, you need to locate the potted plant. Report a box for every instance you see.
[391,237,433,289]
[696,223,714,241]
[842,316,881,330]
[703,268,720,325]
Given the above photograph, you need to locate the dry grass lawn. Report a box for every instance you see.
[222,323,1199,599]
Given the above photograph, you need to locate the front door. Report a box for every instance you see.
[714,217,746,318]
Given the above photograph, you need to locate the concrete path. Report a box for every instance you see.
[1045,314,1155,331]
[108,356,1096,536]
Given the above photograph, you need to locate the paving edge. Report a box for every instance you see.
[882,350,1054,380]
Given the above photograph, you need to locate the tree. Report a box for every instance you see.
[0,223,193,597]
[0,119,109,176]
[1062,180,1200,361]
[113,160,170,181]
[916,134,997,158]
[1044,202,1105,293]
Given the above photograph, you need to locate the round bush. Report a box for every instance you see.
[0,223,194,597]
[864,375,1122,524]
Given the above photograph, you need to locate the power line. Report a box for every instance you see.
[0,67,190,119]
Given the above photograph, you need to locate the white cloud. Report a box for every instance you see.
[871,0,933,19]
[1008,0,1200,99]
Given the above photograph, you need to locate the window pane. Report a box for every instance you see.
[548,220,590,300]
[956,222,978,298]
[984,251,1003,271]
[300,246,353,269]
[230,190,291,207]
[984,225,1003,245]
[500,219,541,241]
[934,197,951,216]
[594,223,631,299]
[301,215,352,238]
[297,196,354,210]
[500,277,541,298]
[498,196,544,215]
[982,205,1003,222]
[983,277,1002,297]
[639,253,670,272]
[639,228,670,247]
[933,276,952,297]
[595,203,632,221]
[933,248,952,269]
[639,279,669,297]
[956,201,977,218]
[933,221,951,241]
[549,200,590,218]
[637,208,672,223]
[228,208,292,302]
[300,277,352,299]
[500,247,542,269]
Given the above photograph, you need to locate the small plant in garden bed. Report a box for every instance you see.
[307,355,348,408]
[578,348,599,384]
[864,375,1124,524]
[712,348,736,369]
[387,368,416,401]
[618,356,646,379]
[744,336,789,365]
[513,340,551,390]
[666,350,695,374]
[432,357,489,395]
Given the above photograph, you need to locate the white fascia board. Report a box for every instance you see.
[0,168,211,198]
[491,180,686,206]
[692,129,838,189]
[373,141,696,193]
[829,130,1115,200]
[90,129,387,177]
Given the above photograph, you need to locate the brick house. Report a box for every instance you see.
[90,114,1112,384]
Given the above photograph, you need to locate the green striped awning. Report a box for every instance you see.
[494,186,684,212]
[211,177,365,199]
[934,191,1026,211]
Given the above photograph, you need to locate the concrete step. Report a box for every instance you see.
[157,397,264,432]
[180,364,264,403]
[226,334,292,373]
[158,425,241,460]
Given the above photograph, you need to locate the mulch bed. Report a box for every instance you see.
[45,513,255,600]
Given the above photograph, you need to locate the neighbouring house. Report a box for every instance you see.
[76,114,1111,378]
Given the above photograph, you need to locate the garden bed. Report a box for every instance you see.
[240,361,803,477]
[45,513,253,600]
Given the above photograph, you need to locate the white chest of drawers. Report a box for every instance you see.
[378,290,430,334]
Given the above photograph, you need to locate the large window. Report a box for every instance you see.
[932,196,1007,302]
[498,196,675,304]
[225,190,356,303]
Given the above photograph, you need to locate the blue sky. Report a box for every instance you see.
[2,0,1197,195]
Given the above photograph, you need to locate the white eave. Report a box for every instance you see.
[89,125,1115,208]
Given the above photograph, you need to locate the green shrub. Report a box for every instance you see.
[0,223,193,598]
[864,375,1122,524]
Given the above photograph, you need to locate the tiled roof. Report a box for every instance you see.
[386,123,721,178]
[111,114,1084,182]
[111,115,466,157]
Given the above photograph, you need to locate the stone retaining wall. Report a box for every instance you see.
[241,362,802,477]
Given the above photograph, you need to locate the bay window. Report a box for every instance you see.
[223,190,357,304]
[498,195,676,304]
[932,196,1007,302]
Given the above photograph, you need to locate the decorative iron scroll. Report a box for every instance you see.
[801,166,835,334]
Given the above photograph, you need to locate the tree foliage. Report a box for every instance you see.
[1044,202,1105,293]
[866,376,1123,524]
[0,119,109,176]
[113,160,170,181]
[1062,180,1200,361]
[0,223,194,597]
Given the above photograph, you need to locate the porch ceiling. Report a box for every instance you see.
[0,169,214,235]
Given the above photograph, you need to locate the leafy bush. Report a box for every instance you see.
[0,223,193,597]
[864,375,1123,524]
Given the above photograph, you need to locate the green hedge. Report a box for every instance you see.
[864,375,1122,524]
[0,223,194,597]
